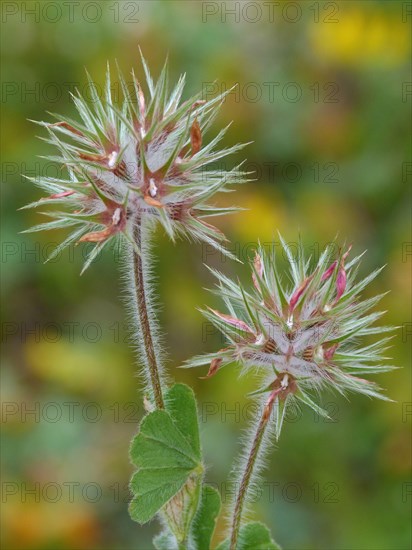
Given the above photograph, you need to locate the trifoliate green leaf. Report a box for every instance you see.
[129,383,203,524]
[190,484,221,550]
[216,522,281,550]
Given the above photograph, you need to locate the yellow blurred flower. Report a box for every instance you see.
[24,339,132,399]
[230,189,287,243]
[309,6,409,65]
[2,500,99,549]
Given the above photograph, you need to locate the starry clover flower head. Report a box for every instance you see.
[185,237,395,437]
[23,52,249,272]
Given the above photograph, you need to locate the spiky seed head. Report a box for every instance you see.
[185,237,395,438]
[23,53,249,272]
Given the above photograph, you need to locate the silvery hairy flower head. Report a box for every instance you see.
[185,237,394,437]
[23,51,249,272]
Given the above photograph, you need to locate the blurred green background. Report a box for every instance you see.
[1,1,411,549]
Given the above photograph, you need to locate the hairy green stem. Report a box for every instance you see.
[229,388,280,550]
[132,218,164,409]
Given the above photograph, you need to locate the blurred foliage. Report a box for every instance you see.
[1,1,410,549]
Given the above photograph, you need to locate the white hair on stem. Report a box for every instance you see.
[226,393,276,518]
[121,214,170,408]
